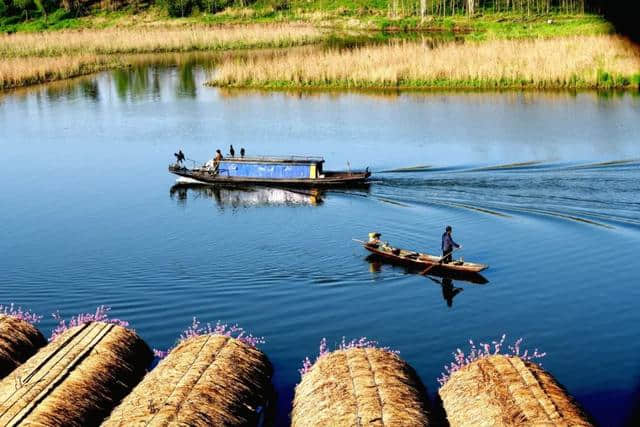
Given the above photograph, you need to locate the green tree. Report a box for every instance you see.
[167,0,193,17]
[12,0,34,19]
[33,0,46,20]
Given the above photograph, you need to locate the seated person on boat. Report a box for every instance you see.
[367,232,382,247]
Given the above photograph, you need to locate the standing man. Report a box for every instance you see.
[213,149,224,173]
[441,225,461,264]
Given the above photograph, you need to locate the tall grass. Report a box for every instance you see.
[0,23,320,89]
[211,35,640,89]
[0,55,116,89]
[0,24,321,58]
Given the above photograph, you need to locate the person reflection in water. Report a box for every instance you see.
[429,277,463,307]
[441,278,463,307]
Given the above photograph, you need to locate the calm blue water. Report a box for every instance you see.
[1,60,639,425]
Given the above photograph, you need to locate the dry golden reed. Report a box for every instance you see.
[211,35,640,89]
[0,24,320,89]
[0,24,321,58]
[0,315,46,379]
[439,355,594,426]
[292,348,431,426]
[0,55,117,89]
[0,321,152,426]
[103,334,273,426]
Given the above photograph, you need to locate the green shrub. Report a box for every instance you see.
[266,0,287,12]
[167,0,193,17]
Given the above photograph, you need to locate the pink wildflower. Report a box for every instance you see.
[298,337,399,379]
[50,305,129,342]
[0,303,42,324]
[437,335,545,387]
[153,318,265,362]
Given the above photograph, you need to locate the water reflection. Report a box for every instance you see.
[113,66,155,101]
[169,183,324,208]
[366,255,485,307]
[177,63,197,98]
[427,276,463,308]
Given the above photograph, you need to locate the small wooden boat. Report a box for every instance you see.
[359,240,488,275]
[169,155,370,188]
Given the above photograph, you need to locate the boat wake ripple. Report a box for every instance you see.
[375,158,640,175]
[369,166,640,230]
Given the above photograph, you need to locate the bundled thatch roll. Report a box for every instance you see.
[102,334,273,426]
[0,321,152,427]
[0,315,46,379]
[292,348,431,426]
[439,355,593,426]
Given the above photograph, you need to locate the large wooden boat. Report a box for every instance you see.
[359,239,488,275]
[169,155,370,187]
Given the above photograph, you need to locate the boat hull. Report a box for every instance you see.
[169,165,371,187]
[362,243,488,276]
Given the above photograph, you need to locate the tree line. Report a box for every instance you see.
[415,0,589,18]
[0,0,607,22]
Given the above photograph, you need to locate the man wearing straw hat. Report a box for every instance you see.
[442,226,461,264]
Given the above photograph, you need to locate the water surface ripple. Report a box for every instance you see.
[1,61,639,426]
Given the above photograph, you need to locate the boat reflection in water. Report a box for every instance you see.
[169,180,325,208]
[366,255,488,308]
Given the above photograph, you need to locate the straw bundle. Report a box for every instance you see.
[292,348,431,426]
[0,321,152,426]
[439,355,593,426]
[102,334,273,426]
[0,315,46,379]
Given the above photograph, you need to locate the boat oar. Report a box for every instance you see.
[420,247,461,276]
[352,238,367,245]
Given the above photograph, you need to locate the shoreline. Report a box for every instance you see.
[0,14,636,92]
[209,78,640,91]
[209,35,640,92]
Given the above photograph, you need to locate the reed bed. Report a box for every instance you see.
[439,354,593,426]
[0,55,123,90]
[0,24,319,90]
[103,334,273,426]
[211,35,640,90]
[0,24,321,58]
[0,315,46,379]
[0,321,152,426]
[292,347,431,426]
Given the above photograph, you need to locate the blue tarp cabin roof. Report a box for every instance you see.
[217,156,323,179]
[218,155,324,165]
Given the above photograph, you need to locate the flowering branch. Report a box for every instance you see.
[0,303,42,324]
[50,305,129,342]
[153,317,265,361]
[437,334,546,387]
[299,337,399,379]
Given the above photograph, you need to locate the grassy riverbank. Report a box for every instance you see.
[0,7,612,38]
[210,35,640,90]
[0,4,630,91]
[0,24,320,89]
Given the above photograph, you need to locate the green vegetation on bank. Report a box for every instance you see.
[216,74,640,91]
[0,0,613,37]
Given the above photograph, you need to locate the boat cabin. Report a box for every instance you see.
[216,156,325,179]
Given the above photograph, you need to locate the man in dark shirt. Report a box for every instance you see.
[441,225,461,263]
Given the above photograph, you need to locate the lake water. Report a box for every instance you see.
[1,57,639,425]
